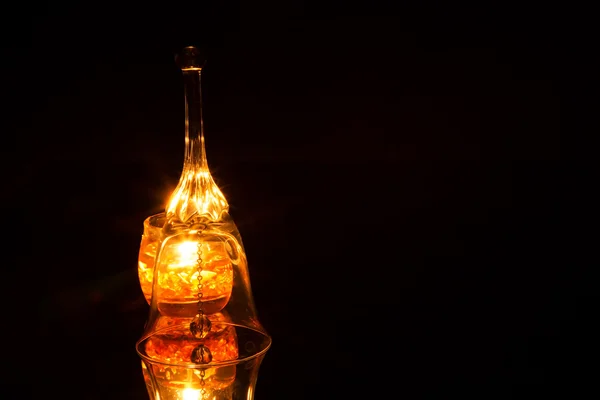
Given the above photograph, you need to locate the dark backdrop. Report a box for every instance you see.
[1,1,581,399]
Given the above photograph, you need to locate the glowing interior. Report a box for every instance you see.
[138,237,233,308]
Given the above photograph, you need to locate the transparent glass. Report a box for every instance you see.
[138,214,234,316]
[139,212,263,332]
[136,46,270,400]
[137,322,271,400]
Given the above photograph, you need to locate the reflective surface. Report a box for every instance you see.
[138,323,271,400]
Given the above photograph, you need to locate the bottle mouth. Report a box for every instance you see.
[176,46,205,71]
[136,322,272,368]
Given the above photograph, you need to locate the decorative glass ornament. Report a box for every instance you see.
[136,46,271,400]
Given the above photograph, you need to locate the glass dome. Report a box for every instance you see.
[138,211,264,334]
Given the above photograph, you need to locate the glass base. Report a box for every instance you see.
[138,323,271,400]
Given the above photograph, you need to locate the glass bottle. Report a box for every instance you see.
[138,46,266,332]
[136,46,271,400]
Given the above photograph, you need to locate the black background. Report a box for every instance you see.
[0,1,584,399]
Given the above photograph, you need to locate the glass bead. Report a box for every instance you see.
[190,314,212,339]
[191,344,213,364]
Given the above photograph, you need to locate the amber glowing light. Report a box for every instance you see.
[142,318,239,398]
[138,233,234,316]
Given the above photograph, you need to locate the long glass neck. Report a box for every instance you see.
[165,58,229,224]
[182,70,208,172]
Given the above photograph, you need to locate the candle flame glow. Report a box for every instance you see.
[182,387,215,400]
[174,241,201,267]
[171,242,218,280]
[182,388,200,400]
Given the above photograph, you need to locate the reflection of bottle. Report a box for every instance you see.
[141,317,238,399]
[149,312,235,337]
[138,319,271,400]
